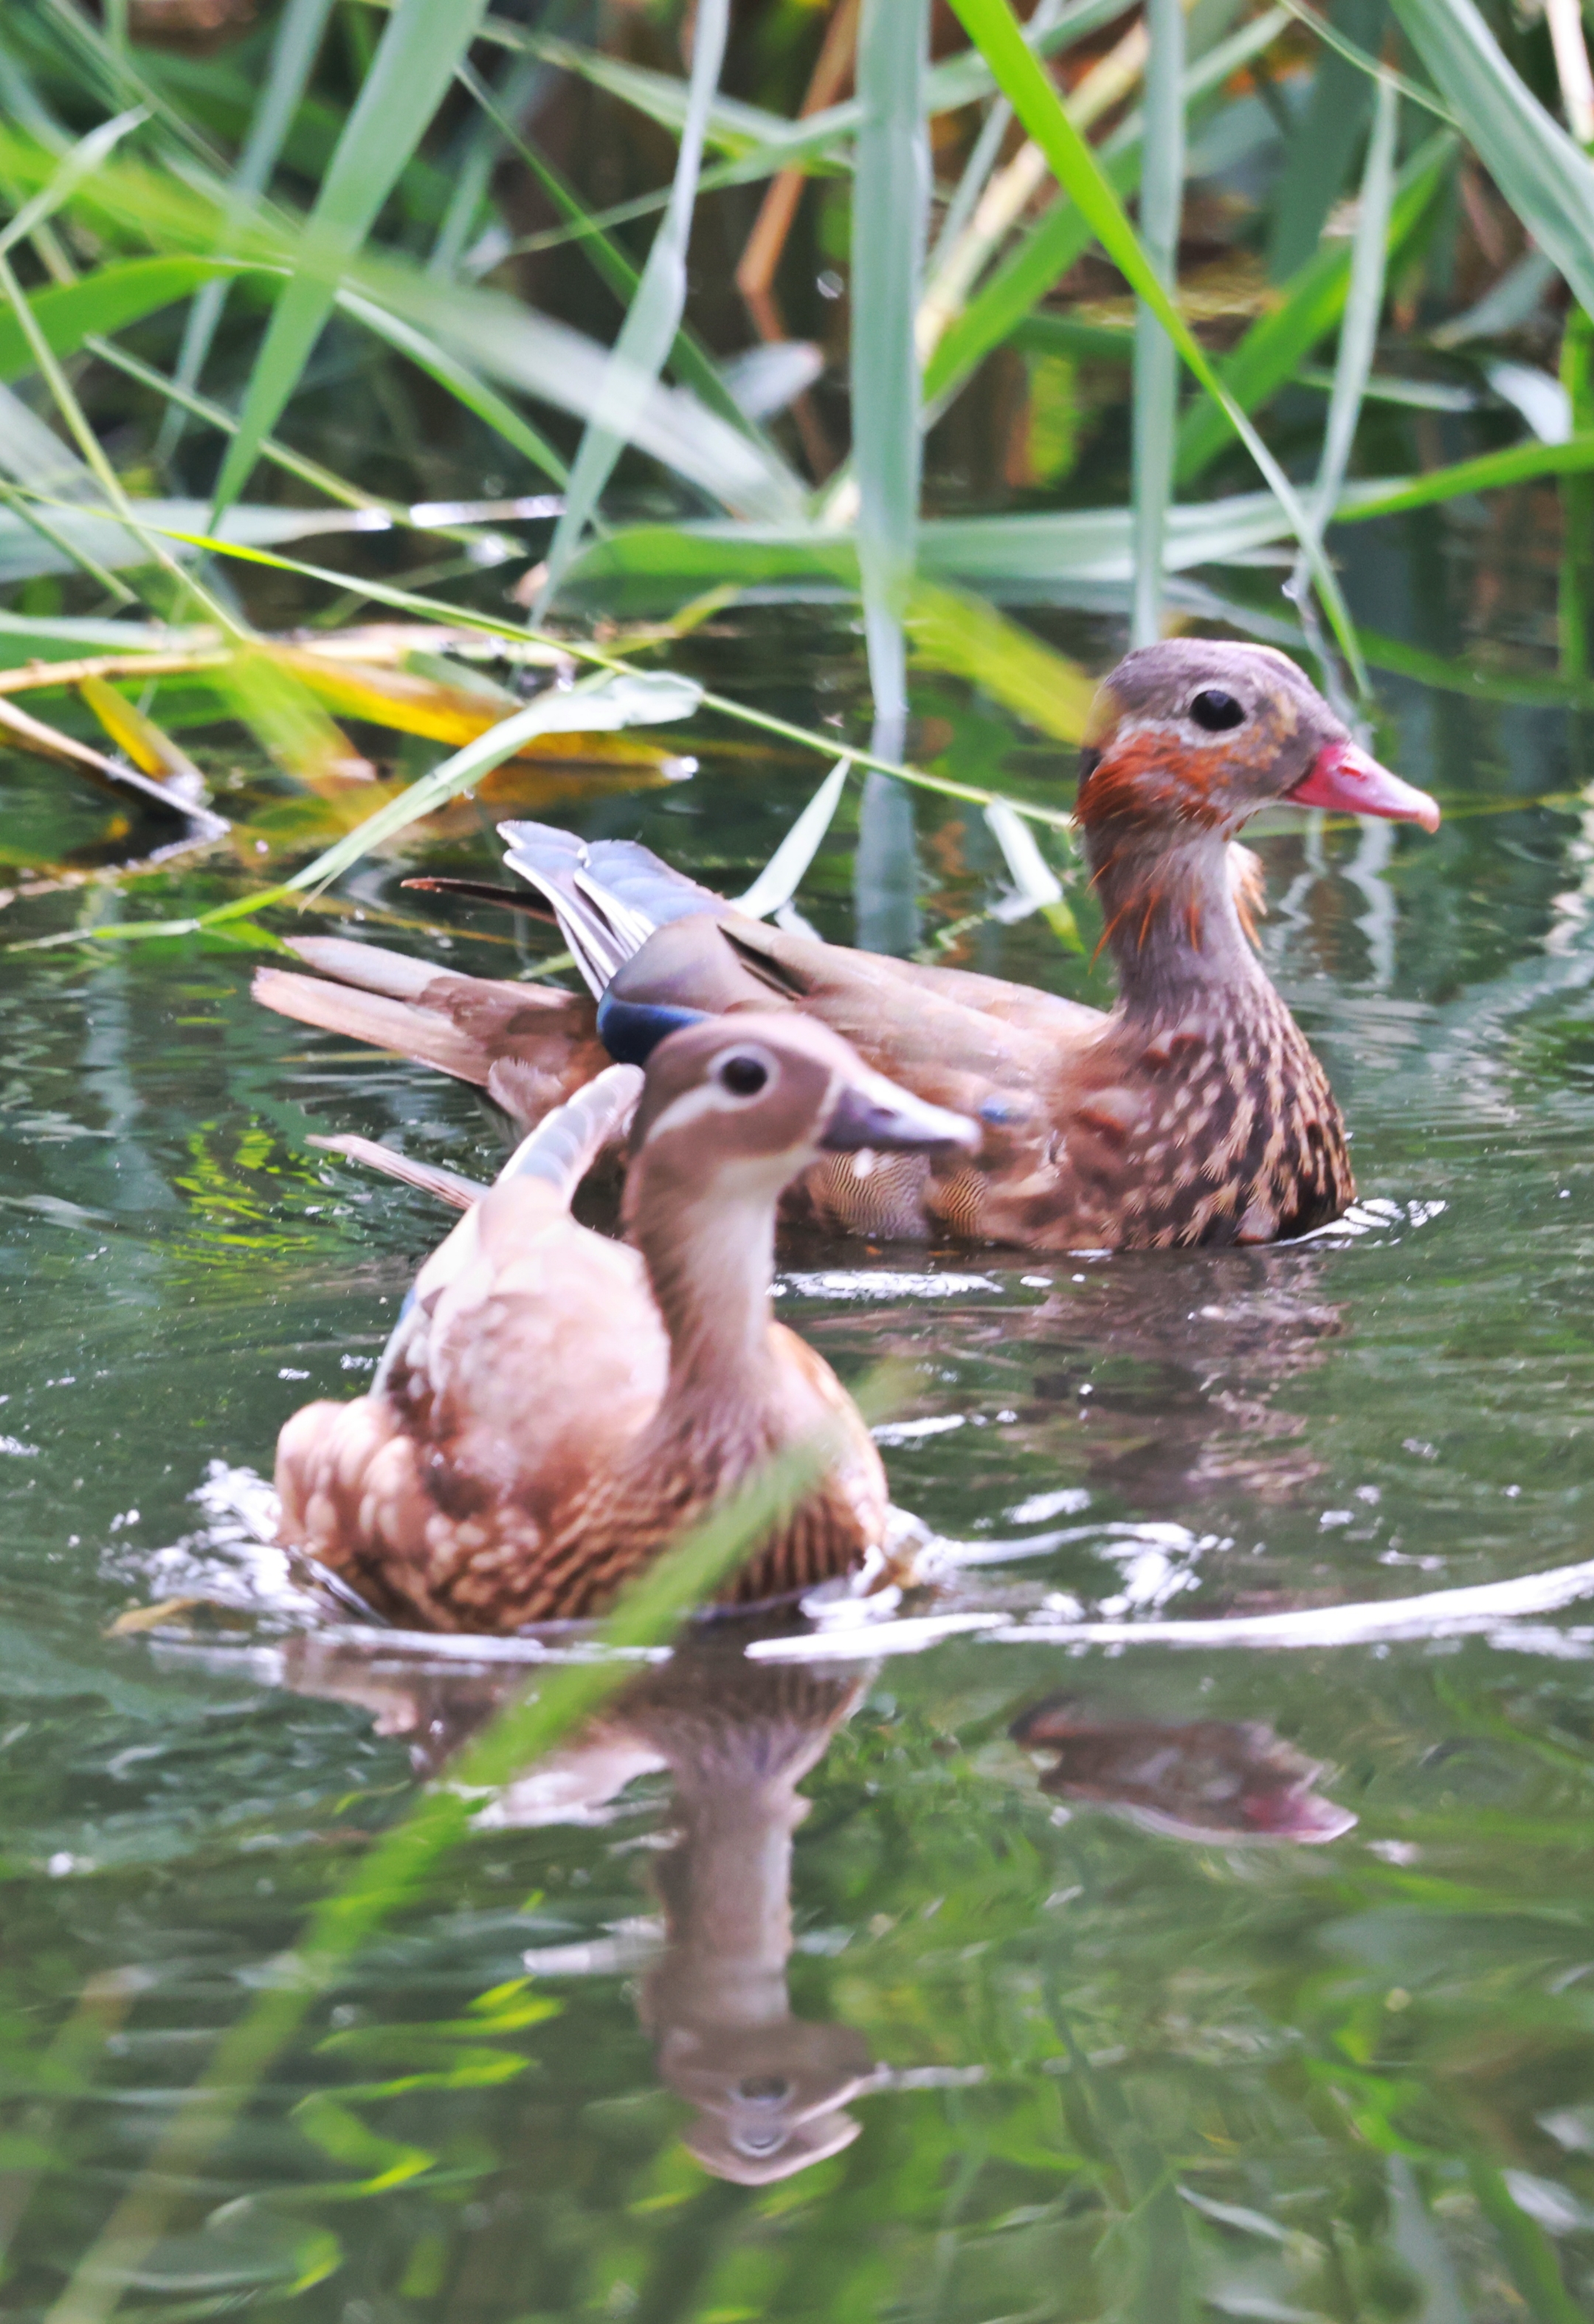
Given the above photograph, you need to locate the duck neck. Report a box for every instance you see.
[1085,821,1268,1024]
[630,1159,782,1424]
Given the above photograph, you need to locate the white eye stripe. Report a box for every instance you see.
[644,1080,753,1141]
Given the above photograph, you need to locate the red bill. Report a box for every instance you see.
[1287,740,1441,832]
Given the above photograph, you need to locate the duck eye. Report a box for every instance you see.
[1188,688,1246,732]
[717,1053,768,1097]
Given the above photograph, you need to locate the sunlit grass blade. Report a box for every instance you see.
[0,107,148,266]
[1390,0,1594,316]
[1131,0,1184,649]
[1176,131,1454,484]
[77,672,207,803]
[539,0,731,608]
[211,0,492,517]
[454,59,753,441]
[734,756,852,918]
[1309,78,1398,540]
[922,10,1288,421]
[0,255,241,384]
[283,669,701,897]
[161,0,336,460]
[983,797,1080,948]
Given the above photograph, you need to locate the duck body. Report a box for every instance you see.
[277,1024,976,1630]
[255,642,1438,1255]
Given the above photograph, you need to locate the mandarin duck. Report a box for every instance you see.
[275,1016,976,1630]
[255,641,1438,1252]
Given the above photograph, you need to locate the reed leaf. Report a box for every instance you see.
[1389,0,1594,316]
[539,0,731,608]
[162,0,337,457]
[283,669,701,897]
[904,581,1096,742]
[0,255,243,383]
[922,10,1288,421]
[734,756,853,919]
[211,0,493,517]
[1311,79,1399,542]
[1131,0,1184,649]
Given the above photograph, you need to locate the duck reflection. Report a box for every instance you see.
[1012,1692,1356,1844]
[796,1239,1346,1515]
[277,1630,874,2185]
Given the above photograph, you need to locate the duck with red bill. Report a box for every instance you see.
[255,641,1443,1252]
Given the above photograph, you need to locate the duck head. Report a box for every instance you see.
[624,1010,980,1209]
[1077,640,1440,845]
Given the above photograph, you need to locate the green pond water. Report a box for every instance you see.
[7,517,1594,2323]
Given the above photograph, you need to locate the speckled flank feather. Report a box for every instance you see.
[275,1017,975,1630]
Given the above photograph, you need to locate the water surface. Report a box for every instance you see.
[5,517,1594,2321]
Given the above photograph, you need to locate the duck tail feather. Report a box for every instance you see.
[497,821,728,999]
[253,966,498,1086]
[498,1061,643,1207]
[307,1134,487,1210]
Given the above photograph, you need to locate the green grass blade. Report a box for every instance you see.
[1390,0,1594,315]
[1269,0,1384,278]
[1275,0,1457,124]
[1175,130,1454,483]
[0,106,148,265]
[945,0,1366,683]
[852,0,931,752]
[905,579,1096,741]
[334,289,568,486]
[162,0,336,458]
[0,255,241,382]
[539,0,731,605]
[922,10,1288,419]
[1333,434,1594,516]
[1131,0,1184,649]
[1311,78,1398,535]
[734,756,852,918]
[211,0,492,517]
[455,58,754,439]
